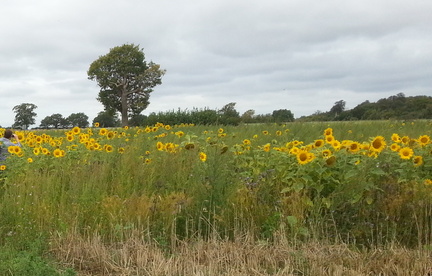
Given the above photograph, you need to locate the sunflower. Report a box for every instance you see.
[391,133,401,143]
[218,128,224,134]
[144,158,152,164]
[390,143,401,152]
[332,140,341,151]
[199,152,207,162]
[417,135,430,146]
[53,148,63,158]
[401,136,410,145]
[370,136,386,153]
[66,135,74,142]
[99,128,108,136]
[413,156,423,167]
[27,158,33,163]
[398,147,414,160]
[425,179,432,186]
[105,145,114,153]
[156,141,165,151]
[118,147,125,154]
[72,126,81,135]
[348,141,361,153]
[314,139,325,148]
[263,143,271,152]
[296,150,310,165]
[322,149,332,158]
[276,130,282,136]
[262,130,269,135]
[164,125,171,130]
[107,131,115,139]
[94,122,100,127]
[325,135,335,144]
[175,131,184,137]
[323,128,333,136]
[243,139,251,146]
[0,165,6,171]
[289,147,300,155]
[325,156,336,166]
[33,148,41,156]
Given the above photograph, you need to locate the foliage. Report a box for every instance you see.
[12,103,37,129]
[88,43,166,126]
[272,109,294,123]
[66,113,89,128]
[300,93,432,121]
[218,102,241,125]
[39,114,69,129]
[92,110,121,127]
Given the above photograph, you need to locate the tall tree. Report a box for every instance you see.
[40,114,68,129]
[272,109,294,123]
[87,43,166,126]
[92,110,120,128]
[218,102,240,125]
[67,112,89,128]
[12,103,37,129]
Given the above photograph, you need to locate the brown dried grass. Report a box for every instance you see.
[50,231,432,276]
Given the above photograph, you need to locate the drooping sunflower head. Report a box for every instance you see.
[370,136,386,153]
[413,155,423,167]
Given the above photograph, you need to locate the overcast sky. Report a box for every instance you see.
[1,0,431,127]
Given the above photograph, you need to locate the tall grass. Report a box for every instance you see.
[0,120,431,274]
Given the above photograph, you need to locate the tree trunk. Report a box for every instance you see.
[121,91,129,127]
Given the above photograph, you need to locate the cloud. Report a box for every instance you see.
[0,0,431,127]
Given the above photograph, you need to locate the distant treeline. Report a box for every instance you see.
[298,93,432,122]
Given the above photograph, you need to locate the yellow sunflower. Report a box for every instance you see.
[413,156,423,167]
[243,139,251,146]
[199,152,207,162]
[370,136,386,153]
[0,165,6,171]
[314,139,325,148]
[398,147,413,160]
[72,126,81,135]
[348,141,361,153]
[390,143,401,152]
[417,135,430,146]
[391,133,401,143]
[105,145,114,153]
[99,128,108,136]
[323,128,333,136]
[325,135,335,144]
[53,148,63,158]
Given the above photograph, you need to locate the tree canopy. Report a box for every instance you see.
[87,43,166,126]
[12,103,37,129]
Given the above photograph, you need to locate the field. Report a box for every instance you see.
[0,120,432,275]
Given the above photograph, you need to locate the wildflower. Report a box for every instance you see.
[53,148,64,158]
[391,133,401,143]
[313,139,325,148]
[324,128,333,136]
[417,135,430,146]
[325,156,336,166]
[348,141,361,153]
[401,136,410,145]
[390,143,401,152]
[322,149,332,158]
[296,150,310,165]
[105,145,114,153]
[370,136,386,153]
[398,147,414,160]
[72,126,81,135]
[199,152,207,162]
[325,135,335,144]
[156,142,165,151]
[413,156,423,167]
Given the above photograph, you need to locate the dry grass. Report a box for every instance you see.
[49,231,432,276]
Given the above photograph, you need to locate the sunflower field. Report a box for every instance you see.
[0,120,432,253]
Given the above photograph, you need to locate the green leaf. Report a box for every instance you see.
[286,216,298,226]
